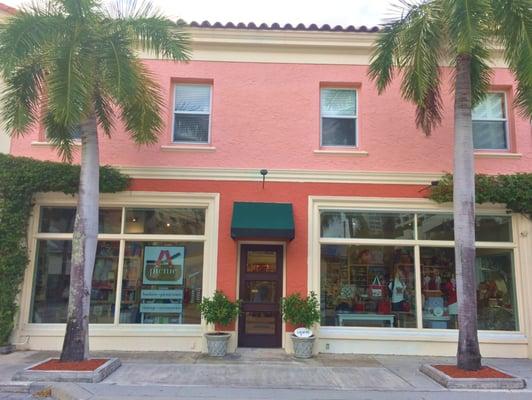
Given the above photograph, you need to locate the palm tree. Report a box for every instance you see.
[0,0,189,361]
[369,0,531,370]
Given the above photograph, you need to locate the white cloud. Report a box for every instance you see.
[2,0,400,26]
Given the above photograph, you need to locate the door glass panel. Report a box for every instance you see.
[245,311,275,335]
[246,250,277,272]
[245,281,276,303]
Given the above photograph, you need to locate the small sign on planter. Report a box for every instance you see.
[294,327,312,338]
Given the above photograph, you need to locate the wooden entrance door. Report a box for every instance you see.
[238,244,283,348]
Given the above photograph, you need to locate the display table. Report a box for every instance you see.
[423,313,450,329]
[337,313,395,327]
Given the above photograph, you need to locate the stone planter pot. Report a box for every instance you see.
[291,334,316,359]
[205,332,231,357]
[0,344,15,355]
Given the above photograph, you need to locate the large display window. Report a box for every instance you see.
[319,209,518,331]
[30,205,207,326]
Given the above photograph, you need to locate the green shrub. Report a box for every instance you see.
[429,173,532,217]
[280,291,320,329]
[0,154,129,345]
[199,291,241,329]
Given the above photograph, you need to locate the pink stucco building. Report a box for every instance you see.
[4,12,532,358]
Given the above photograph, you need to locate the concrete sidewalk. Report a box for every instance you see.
[1,349,531,399]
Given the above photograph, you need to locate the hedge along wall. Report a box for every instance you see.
[429,173,532,217]
[0,154,129,345]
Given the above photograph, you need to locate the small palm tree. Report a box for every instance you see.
[369,0,531,370]
[0,0,189,361]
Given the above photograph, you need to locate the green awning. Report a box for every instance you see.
[231,202,295,240]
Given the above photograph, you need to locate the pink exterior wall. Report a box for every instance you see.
[9,61,531,174]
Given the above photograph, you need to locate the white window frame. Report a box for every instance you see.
[172,83,213,145]
[18,191,219,338]
[308,196,525,343]
[320,88,358,148]
[473,91,510,151]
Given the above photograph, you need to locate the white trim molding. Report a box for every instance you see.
[474,152,523,159]
[118,166,443,185]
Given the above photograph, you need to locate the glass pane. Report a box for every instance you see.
[320,245,416,328]
[420,247,518,331]
[99,208,122,234]
[473,121,507,149]
[321,211,414,239]
[476,216,512,242]
[174,85,210,113]
[472,93,505,119]
[90,242,120,323]
[321,117,357,146]
[39,207,76,233]
[119,241,204,324]
[40,207,122,234]
[477,249,518,331]
[421,247,457,329]
[247,250,277,273]
[30,240,119,323]
[245,281,277,303]
[245,311,275,335]
[417,214,454,241]
[173,114,209,143]
[124,208,205,235]
[321,89,356,116]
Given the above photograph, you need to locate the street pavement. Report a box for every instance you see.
[1,349,531,399]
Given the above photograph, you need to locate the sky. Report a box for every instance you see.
[1,0,401,27]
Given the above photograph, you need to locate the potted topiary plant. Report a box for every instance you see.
[199,291,240,357]
[281,291,320,359]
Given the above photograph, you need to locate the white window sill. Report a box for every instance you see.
[161,145,216,152]
[474,152,522,159]
[314,149,368,156]
[31,141,81,147]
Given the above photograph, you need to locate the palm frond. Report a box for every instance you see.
[0,5,65,76]
[105,0,190,61]
[93,85,115,137]
[444,0,492,54]
[489,0,532,119]
[468,45,492,107]
[0,60,45,135]
[43,111,77,162]
[398,1,445,134]
[99,29,163,143]
[368,21,404,94]
[46,36,93,128]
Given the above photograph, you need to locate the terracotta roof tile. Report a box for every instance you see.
[188,21,379,33]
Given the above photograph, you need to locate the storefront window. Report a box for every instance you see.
[321,245,417,328]
[119,241,203,324]
[320,212,414,239]
[319,209,519,332]
[31,240,119,323]
[31,205,207,326]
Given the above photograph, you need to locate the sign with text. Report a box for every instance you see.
[143,246,184,285]
[141,289,184,300]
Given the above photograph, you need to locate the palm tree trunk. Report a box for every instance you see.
[60,113,99,362]
[453,54,481,371]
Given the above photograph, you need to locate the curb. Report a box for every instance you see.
[51,383,95,400]
[0,382,50,394]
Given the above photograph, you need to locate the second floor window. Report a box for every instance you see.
[320,88,357,147]
[173,84,211,143]
[473,93,508,150]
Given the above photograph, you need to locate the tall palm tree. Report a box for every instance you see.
[0,0,189,361]
[369,0,531,370]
